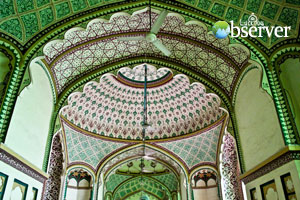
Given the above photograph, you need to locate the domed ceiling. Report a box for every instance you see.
[60,64,226,173]
[61,64,225,140]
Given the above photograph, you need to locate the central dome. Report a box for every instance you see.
[60,64,225,140]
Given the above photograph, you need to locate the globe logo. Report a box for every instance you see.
[212,21,230,39]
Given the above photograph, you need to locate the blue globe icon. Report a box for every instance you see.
[212,21,231,39]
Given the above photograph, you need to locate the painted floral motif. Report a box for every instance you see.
[60,65,225,140]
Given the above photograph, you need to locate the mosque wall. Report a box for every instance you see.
[235,68,285,171]
[244,160,300,200]
[0,144,48,200]
[5,59,54,169]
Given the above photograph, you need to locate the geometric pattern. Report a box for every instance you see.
[62,121,129,170]
[152,173,178,192]
[44,9,250,94]
[60,65,225,140]
[154,123,222,169]
[0,0,298,47]
[113,176,171,200]
[106,174,132,192]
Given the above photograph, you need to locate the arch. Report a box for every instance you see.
[103,156,180,195]
[63,165,96,200]
[235,66,285,171]
[5,56,54,168]
[190,167,220,200]
[104,155,180,181]
[95,143,189,199]
[271,47,300,144]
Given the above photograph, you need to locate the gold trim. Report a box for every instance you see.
[239,146,300,180]
[0,143,49,178]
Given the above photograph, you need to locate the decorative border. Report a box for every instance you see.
[60,113,226,143]
[0,148,48,183]
[116,70,173,88]
[241,150,300,184]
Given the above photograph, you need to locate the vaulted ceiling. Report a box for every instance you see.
[104,159,178,199]
[1,0,299,50]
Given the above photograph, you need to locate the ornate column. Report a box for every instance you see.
[220,133,242,200]
[42,134,63,200]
